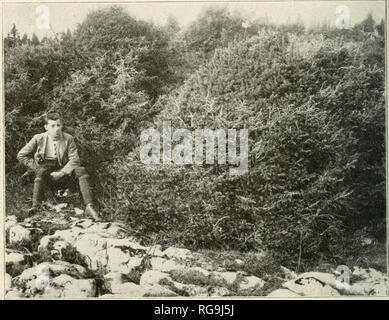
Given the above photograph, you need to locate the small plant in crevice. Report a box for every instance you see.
[124,254,152,285]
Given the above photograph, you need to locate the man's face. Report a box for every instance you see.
[45,119,63,140]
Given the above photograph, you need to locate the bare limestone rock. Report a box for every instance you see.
[100,283,178,298]
[282,275,341,297]
[208,286,231,297]
[150,257,181,273]
[348,280,387,296]
[54,227,85,243]
[167,280,209,297]
[346,267,388,296]
[280,266,298,280]
[296,272,337,288]
[14,261,88,295]
[210,271,238,287]
[73,234,108,271]
[6,251,28,277]
[61,278,96,298]
[79,222,128,239]
[105,223,128,238]
[37,274,96,298]
[73,219,94,229]
[109,282,144,297]
[5,289,25,299]
[5,215,18,232]
[352,267,385,281]
[238,275,266,291]
[149,245,167,258]
[106,247,130,272]
[142,284,178,297]
[140,270,172,286]
[39,235,62,251]
[163,247,192,260]
[9,225,31,244]
[267,289,301,297]
[38,235,74,261]
[5,273,12,293]
[104,272,127,293]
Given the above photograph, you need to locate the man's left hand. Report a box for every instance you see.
[51,171,65,181]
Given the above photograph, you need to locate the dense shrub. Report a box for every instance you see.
[73,6,174,99]
[4,7,385,268]
[5,7,172,201]
[4,37,79,173]
[110,30,384,266]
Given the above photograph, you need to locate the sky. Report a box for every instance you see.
[2,1,386,39]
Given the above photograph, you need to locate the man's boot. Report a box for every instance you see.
[29,177,44,216]
[79,174,101,221]
[85,203,102,222]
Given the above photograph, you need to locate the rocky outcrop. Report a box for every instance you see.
[5,210,267,299]
[5,208,387,299]
[267,269,388,297]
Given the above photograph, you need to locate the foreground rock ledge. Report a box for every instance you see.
[5,214,387,298]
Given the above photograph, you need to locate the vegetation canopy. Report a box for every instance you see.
[5,7,385,270]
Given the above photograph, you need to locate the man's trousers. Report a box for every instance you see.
[32,160,93,207]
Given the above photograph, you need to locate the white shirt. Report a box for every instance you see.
[45,135,58,160]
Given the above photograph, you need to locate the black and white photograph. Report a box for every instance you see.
[2,0,387,299]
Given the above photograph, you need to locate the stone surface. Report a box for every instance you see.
[12,208,386,299]
[238,275,266,291]
[54,228,85,243]
[267,289,301,297]
[105,238,138,249]
[9,225,32,244]
[15,261,88,293]
[73,219,94,229]
[110,282,144,296]
[140,270,171,286]
[169,281,209,297]
[5,289,25,299]
[61,278,96,298]
[105,224,128,238]
[6,251,27,276]
[5,273,12,292]
[104,272,127,293]
[5,215,18,232]
[39,235,62,251]
[235,259,244,266]
[283,276,341,297]
[74,208,84,216]
[51,274,75,287]
[150,257,181,273]
[211,271,238,286]
[352,267,385,281]
[208,286,231,297]
[142,284,178,297]
[280,266,298,280]
[149,245,167,258]
[348,280,387,296]
[163,247,192,260]
[34,275,96,298]
[346,267,388,296]
[297,272,337,288]
[100,283,178,297]
[73,234,108,271]
[106,247,130,272]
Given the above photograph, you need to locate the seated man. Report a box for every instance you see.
[17,112,101,221]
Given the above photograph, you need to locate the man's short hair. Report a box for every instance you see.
[44,112,63,124]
